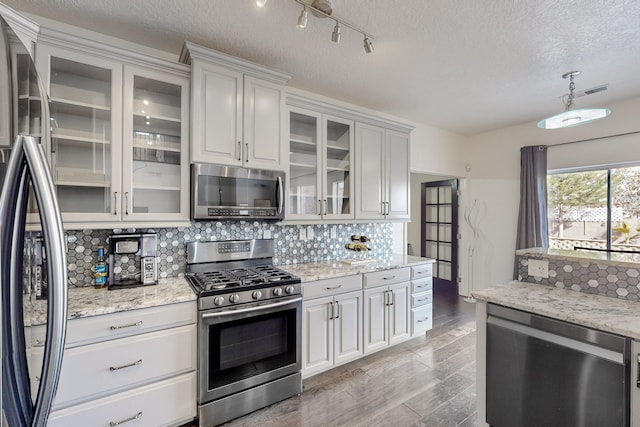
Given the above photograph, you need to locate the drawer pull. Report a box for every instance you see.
[109,359,142,372]
[325,284,343,290]
[417,317,429,323]
[110,321,143,331]
[383,276,396,280]
[110,411,142,426]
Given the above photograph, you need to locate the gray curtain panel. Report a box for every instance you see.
[514,145,548,279]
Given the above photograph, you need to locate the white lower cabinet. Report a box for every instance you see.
[46,372,196,427]
[31,301,197,426]
[302,275,362,378]
[410,263,434,336]
[363,281,410,354]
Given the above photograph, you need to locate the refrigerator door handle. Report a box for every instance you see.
[21,135,69,427]
[1,135,32,427]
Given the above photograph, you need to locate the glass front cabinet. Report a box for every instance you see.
[36,42,189,225]
[288,107,354,220]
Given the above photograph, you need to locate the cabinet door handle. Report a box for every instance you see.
[124,191,129,215]
[328,301,334,320]
[383,276,396,281]
[245,142,249,162]
[323,199,327,216]
[318,200,322,215]
[237,141,242,161]
[110,411,142,426]
[637,354,640,387]
[379,202,384,215]
[384,201,390,215]
[389,290,394,306]
[113,192,118,215]
[384,290,389,306]
[110,320,143,331]
[335,301,340,319]
[325,284,342,290]
[109,359,142,372]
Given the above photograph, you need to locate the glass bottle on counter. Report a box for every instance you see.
[94,246,108,288]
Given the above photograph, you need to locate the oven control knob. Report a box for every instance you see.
[213,296,224,306]
[285,285,295,295]
[229,294,240,303]
[252,290,262,300]
[273,287,283,296]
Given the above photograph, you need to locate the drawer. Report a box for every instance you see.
[411,277,433,294]
[411,263,433,279]
[411,291,433,307]
[303,275,362,300]
[363,267,410,288]
[32,301,197,348]
[47,372,197,427]
[31,324,197,409]
[412,305,433,335]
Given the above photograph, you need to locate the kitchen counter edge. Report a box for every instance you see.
[472,281,640,340]
[279,255,435,282]
[27,276,196,326]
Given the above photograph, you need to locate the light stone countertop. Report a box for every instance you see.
[279,254,435,282]
[472,281,640,339]
[517,247,640,268]
[27,276,196,326]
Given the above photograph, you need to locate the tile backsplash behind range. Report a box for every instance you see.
[66,222,393,286]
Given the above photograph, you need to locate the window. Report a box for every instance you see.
[547,165,640,252]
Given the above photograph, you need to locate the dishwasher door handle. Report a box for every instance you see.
[487,316,624,364]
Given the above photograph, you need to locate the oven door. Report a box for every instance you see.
[198,295,302,402]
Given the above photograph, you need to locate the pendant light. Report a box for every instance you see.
[537,71,610,129]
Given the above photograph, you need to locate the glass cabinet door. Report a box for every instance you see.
[322,115,354,219]
[288,109,321,218]
[123,67,189,221]
[38,47,122,222]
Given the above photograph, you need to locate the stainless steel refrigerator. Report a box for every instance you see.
[0,8,68,427]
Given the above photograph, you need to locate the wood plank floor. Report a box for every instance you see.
[222,292,478,427]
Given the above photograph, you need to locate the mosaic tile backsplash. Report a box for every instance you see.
[518,256,640,302]
[66,222,393,287]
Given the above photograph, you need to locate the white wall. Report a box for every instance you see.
[462,96,640,295]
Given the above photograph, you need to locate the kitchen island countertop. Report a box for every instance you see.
[279,254,435,282]
[27,276,196,326]
[473,281,640,339]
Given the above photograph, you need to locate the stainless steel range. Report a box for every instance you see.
[186,239,302,427]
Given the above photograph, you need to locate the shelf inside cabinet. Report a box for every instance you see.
[290,138,317,153]
[53,130,110,145]
[133,114,181,137]
[56,167,109,188]
[51,98,111,119]
[326,144,349,153]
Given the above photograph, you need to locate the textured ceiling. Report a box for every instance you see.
[5,0,640,135]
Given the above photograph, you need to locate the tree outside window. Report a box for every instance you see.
[547,166,640,252]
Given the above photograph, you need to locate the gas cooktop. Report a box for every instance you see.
[186,266,299,295]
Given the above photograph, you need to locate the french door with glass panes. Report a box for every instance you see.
[288,107,354,220]
[421,179,459,293]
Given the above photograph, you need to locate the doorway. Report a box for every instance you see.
[421,179,459,294]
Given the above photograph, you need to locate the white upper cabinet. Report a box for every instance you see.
[35,28,191,227]
[287,106,354,220]
[181,42,291,171]
[355,122,410,220]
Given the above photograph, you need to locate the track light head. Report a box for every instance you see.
[363,36,373,53]
[297,6,308,28]
[331,22,341,43]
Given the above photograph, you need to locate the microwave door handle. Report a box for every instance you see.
[276,175,284,215]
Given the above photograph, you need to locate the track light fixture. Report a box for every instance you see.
[297,6,308,28]
[331,21,341,43]
[537,71,611,129]
[293,0,374,53]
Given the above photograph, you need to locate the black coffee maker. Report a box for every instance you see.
[107,233,158,289]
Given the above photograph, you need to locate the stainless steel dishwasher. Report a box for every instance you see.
[486,303,630,427]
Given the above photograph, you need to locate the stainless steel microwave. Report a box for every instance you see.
[191,164,285,220]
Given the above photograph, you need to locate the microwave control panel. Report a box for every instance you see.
[207,208,276,217]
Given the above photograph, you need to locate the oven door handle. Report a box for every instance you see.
[201,297,302,318]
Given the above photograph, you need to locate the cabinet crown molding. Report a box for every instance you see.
[37,27,190,76]
[286,93,415,135]
[0,4,39,54]
[180,41,291,85]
